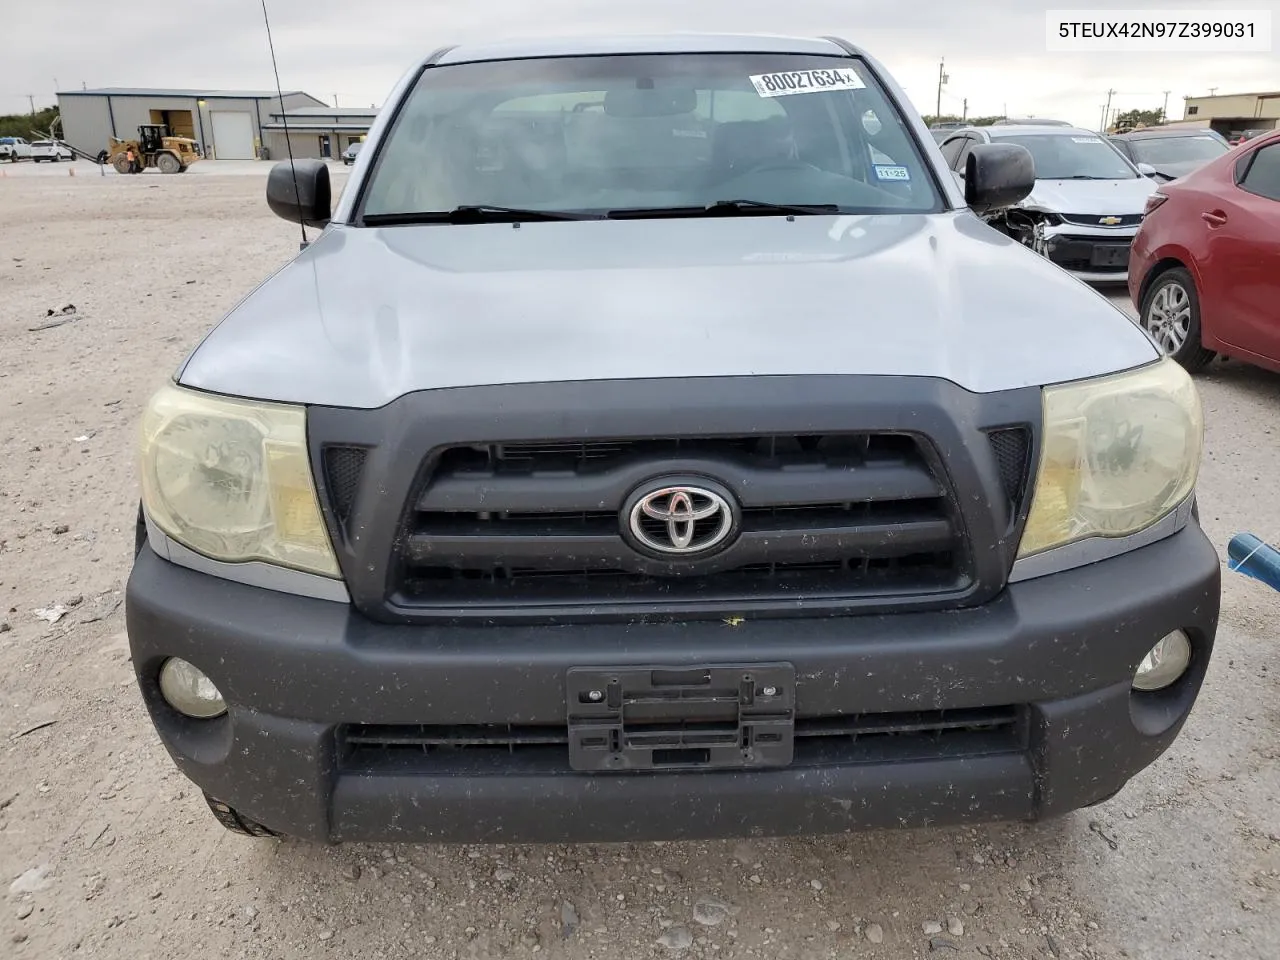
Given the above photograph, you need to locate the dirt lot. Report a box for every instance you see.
[2,166,1278,960]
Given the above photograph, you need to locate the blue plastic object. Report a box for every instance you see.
[1227,533,1280,593]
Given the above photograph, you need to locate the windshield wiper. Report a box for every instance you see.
[1055,175,1119,180]
[607,199,840,220]
[364,205,602,225]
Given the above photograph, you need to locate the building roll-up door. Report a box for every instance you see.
[210,111,255,160]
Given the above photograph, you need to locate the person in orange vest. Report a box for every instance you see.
[126,146,139,174]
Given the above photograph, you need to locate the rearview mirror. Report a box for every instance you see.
[1136,162,1158,177]
[603,86,697,117]
[267,159,331,228]
[964,143,1035,215]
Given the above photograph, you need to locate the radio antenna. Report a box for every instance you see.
[261,0,307,248]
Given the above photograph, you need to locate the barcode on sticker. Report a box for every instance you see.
[750,69,865,98]
[874,165,911,181]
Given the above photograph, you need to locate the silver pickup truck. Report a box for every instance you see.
[126,33,1218,844]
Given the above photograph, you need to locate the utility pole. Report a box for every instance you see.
[1161,90,1171,122]
[27,94,36,116]
[1208,86,1218,96]
[935,58,948,121]
[333,94,339,108]
[1102,88,1116,131]
[963,97,968,121]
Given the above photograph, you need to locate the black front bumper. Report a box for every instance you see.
[126,525,1220,844]
[1043,234,1132,275]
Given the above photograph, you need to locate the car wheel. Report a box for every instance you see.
[1140,267,1215,372]
[203,793,280,838]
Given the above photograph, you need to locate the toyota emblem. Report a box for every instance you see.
[625,483,737,557]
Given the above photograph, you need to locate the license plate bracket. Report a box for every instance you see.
[567,664,795,772]
[1090,244,1129,267]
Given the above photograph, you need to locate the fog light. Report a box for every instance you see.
[1133,631,1192,692]
[158,658,227,719]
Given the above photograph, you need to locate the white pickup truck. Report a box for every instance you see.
[0,137,33,161]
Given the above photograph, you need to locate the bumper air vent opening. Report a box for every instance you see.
[323,446,369,531]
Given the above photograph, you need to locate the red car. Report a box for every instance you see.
[1129,129,1280,373]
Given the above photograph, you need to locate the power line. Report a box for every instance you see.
[935,57,948,119]
[1101,88,1116,131]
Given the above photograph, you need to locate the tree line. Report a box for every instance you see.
[0,106,60,140]
[921,115,1009,127]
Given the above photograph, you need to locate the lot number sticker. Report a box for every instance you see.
[750,69,866,98]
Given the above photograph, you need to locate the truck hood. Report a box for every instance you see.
[1019,177,1158,216]
[179,211,1158,408]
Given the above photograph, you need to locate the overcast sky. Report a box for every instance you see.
[4,0,1276,129]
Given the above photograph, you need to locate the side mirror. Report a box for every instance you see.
[964,143,1035,215]
[267,159,331,228]
[1136,162,1158,177]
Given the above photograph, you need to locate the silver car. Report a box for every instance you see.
[939,124,1158,283]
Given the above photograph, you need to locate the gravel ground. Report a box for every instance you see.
[1,168,1278,960]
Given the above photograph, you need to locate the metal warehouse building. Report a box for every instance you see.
[56,87,328,160]
[261,106,379,160]
[1181,90,1280,138]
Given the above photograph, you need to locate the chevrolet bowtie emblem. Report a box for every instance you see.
[1099,216,1122,225]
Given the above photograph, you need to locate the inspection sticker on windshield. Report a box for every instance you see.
[750,69,865,98]
[874,164,911,181]
[1072,136,1104,144]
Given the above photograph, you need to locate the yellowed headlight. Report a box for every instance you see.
[139,383,340,578]
[1018,357,1203,559]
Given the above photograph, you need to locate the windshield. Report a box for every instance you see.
[1130,135,1227,165]
[999,133,1138,180]
[360,52,941,220]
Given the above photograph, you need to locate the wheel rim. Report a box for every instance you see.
[1145,281,1192,355]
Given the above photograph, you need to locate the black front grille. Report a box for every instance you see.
[390,433,971,613]
[338,705,1026,774]
[1058,213,1143,228]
